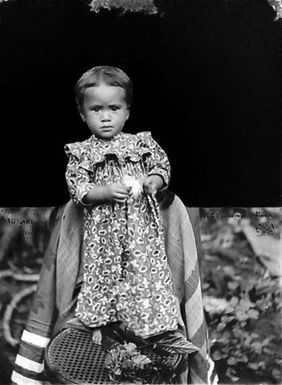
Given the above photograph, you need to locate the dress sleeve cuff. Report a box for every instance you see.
[148,168,170,190]
[76,183,95,206]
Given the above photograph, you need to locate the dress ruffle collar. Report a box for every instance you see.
[65,132,152,166]
[87,132,151,164]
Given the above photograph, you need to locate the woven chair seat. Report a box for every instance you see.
[45,328,182,384]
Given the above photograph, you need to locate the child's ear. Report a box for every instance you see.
[78,107,86,122]
[125,109,130,121]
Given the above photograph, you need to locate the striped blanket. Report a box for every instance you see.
[11,195,216,384]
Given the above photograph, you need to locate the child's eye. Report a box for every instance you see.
[110,106,120,111]
[91,106,101,112]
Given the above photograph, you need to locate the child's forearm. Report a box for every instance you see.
[82,185,111,205]
[82,183,130,205]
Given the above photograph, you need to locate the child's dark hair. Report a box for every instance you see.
[75,66,133,110]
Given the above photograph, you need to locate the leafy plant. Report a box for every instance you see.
[105,342,157,383]
[201,208,282,383]
[89,0,157,13]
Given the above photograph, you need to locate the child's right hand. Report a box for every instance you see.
[106,183,130,203]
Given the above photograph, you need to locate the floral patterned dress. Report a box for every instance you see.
[65,131,178,338]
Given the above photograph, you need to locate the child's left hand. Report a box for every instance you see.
[143,176,162,196]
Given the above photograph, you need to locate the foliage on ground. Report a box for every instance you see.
[200,207,282,384]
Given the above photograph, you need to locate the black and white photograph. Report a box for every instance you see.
[0,0,281,384]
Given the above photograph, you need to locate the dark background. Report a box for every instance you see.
[0,0,280,207]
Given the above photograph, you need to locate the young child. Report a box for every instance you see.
[65,66,193,349]
[10,65,213,385]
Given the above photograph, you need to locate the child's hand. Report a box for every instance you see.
[122,175,143,199]
[106,183,130,203]
[143,177,158,196]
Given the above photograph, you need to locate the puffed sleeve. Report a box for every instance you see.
[137,132,171,189]
[64,142,95,206]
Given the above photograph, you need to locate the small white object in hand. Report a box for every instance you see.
[122,175,143,198]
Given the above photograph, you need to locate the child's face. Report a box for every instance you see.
[80,83,129,140]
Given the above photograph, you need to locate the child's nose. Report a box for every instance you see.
[101,110,111,121]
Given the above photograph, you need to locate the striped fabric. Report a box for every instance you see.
[11,330,49,385]
[11,209,62,385]
[21,331,50,348]
[162,196,212,383]
[11,196,217,384]
[11,372,44,385]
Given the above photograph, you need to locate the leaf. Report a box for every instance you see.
[221,315,235,323]
[230,296,239,306]
[272,368,281,380]
[263,347,275,355]
[222,266,235,275]
[247,309,259,319]
[122,359,133,369]
[226,367,240,382]
[262,336,274,345]
[131,354,151,368]
[227,357,238,366]
[251,342,263,354]
[221,331,231,340]
[124,342,137,355]
[227,281,240,290]
[238,298,255,311]
[212,350,224,361]
[237,354,248,363]
[217,322,226,331]
[113,368,121,376]
[248,362,260,370]
[235,310,249,321]
[202,282,210,290]
[225,306,234,314]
